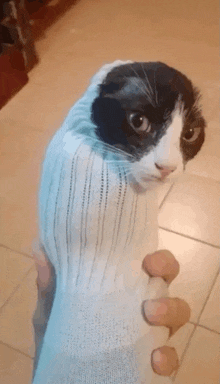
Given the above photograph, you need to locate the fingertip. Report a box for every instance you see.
[152,346,179,376]
[143,250,180,284]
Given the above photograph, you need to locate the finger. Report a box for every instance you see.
[36,263,52,290]
[142,250,180,284]
[151,346,179,376]
[144,297,191,337]
[32,240,52,289]
[32,239,48,266]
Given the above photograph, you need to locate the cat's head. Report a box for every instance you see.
[91,61,206,188]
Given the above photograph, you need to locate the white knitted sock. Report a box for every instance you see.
[33,61,172,384]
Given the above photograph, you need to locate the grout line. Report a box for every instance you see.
[172,322,197,381]
[189,321,220,335]
[0,340,33,360]
[173,321,220,381]
[0,265,36,314]
[184,171,220,184]
[173,274,220,382]
[0,243,34,260]
[158,182,175,210]
[158,227,220,249]
[193,268,220,325]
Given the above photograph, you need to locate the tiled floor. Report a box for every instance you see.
[0,0,219,383]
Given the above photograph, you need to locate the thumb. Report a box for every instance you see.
[32,239,51,289]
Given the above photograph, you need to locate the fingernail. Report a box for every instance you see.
[152,347,179,376]
[152,349,163,364]
[144,252,167,274]
[144,299,167,322]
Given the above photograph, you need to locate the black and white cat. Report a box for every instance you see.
[91,60,205,184]
[33,60,206,384]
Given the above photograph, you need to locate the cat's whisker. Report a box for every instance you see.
[140,63,154,96]
[129,66,154,102]
[117,65,153,104]
[100,146,133,159]
[106,160,131,167]
[95,148,134,166]
[153,72,158,105]
[96,142,134,159]
[129,77,154,106]
[115,65,155,107]
[141,63,157,104]
[185,96,201,120]
[82,137,121,155]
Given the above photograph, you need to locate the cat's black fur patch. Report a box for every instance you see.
[91,62,206,162]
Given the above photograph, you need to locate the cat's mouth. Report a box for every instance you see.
[142,175,166,182]
[130,171,174,190]
[142,169,182,184]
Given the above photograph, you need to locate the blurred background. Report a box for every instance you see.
[0,0,219,383]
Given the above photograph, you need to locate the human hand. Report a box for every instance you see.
[32,242,190,378]
[142,250,191,377]
[32,240,52,291]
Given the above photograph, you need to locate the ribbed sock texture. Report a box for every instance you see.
[33,61,172,384]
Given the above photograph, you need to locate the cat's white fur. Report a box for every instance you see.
[132,102,185,188]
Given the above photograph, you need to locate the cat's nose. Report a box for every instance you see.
[155,163,177,179]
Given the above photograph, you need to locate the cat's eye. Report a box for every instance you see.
[183,127,201,143]
[127,112,151,133]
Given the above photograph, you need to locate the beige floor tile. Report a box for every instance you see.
[0,342,33,384]
[199,273,220,333]
[174,326,220,384]
[158,229,220,323]
[156,182,174,209]
[0,117,47,254]
[200,81,219,132]
[0,267,38,358]
[28,0,218,89]
[158,174,220,247]
[185,92,220,181]
[0,247,34,309]
[0,120,45,181]
[0,198,38,257]
[0,81,72,134]
[0,171,38,255]
[185,153,220,182]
